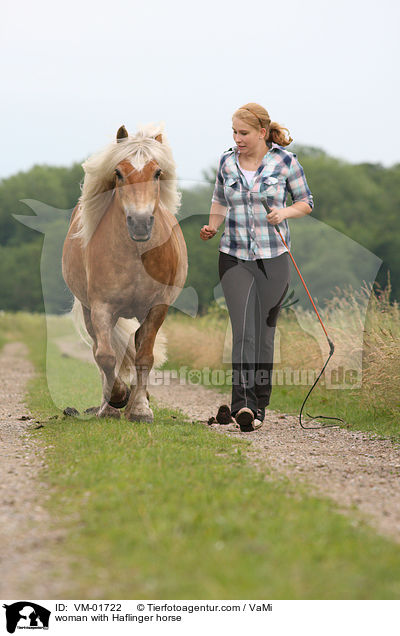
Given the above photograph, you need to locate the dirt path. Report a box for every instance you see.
[0,342,65,599]
[57,336,400,543]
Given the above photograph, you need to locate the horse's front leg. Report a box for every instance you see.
[125,304,168,423]
[90,303,128,418]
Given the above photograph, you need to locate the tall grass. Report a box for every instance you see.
[163,309,228,371]
[291,279,400,417]
[361,278,400,415]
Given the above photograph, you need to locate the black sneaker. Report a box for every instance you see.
[235,407,262,432]
[255,407,265,423]
[216,404,234,425]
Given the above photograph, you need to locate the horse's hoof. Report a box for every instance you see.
[97,404,121,419]
[126,409,154,423]
[109,387,131,409]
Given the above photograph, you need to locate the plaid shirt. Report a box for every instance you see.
[212,143,314,260]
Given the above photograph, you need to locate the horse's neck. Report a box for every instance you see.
[146,204,176,254]
[152,203,172,241]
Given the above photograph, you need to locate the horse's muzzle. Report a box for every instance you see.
[127,214,155,242]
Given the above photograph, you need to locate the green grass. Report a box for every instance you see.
[36,415,400,599]
[2,312,400,599]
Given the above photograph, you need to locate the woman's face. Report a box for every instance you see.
[232,116,266,155]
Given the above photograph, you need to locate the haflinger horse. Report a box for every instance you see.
[62,123,187,422]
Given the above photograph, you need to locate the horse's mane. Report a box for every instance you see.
[76,122,181,245]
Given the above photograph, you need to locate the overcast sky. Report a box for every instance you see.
[2,0,399,182]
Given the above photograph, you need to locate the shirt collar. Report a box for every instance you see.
[231,142,280,177]
[233,142,280,156]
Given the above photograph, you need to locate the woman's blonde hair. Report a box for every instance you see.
[233,102,293,147]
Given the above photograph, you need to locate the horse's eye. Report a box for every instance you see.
[115,169,123,180]
[154,169,162,179]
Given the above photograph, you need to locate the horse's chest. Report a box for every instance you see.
[89,256,175,312]
[122,273,174,320]
[126,272,162,300]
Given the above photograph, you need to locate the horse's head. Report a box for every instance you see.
[113,126,163,242]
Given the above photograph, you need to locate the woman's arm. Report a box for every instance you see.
[267,151,313,226]
[284,201,312,218]
[266,201,311,226]
[200,201,227,240]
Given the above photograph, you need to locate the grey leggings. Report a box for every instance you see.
[219,251,291,416]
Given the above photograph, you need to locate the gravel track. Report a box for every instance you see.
[0,342,66,599]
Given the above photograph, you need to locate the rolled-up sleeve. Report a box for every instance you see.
[211,156,228,206]
[287,155,314,210]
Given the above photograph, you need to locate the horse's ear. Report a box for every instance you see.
[117,126,129,142]
[155,133,163,143]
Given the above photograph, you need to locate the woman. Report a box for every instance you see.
[200,102,313,432]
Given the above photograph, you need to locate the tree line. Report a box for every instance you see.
[0,146,398,314]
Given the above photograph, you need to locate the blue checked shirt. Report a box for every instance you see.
[212,143,314,260]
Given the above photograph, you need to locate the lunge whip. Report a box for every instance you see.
[261,199,346,430]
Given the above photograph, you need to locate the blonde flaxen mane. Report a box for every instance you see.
[76,122,181,245]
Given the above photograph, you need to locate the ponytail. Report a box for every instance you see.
[268,121,293,147]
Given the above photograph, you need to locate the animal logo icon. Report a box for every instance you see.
[2,602,51,633]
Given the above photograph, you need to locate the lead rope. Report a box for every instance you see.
[261,200,346,429]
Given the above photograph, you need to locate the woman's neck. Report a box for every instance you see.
[238,143,271,169]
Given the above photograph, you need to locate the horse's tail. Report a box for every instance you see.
[70,298,167,383]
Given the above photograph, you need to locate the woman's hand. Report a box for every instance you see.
[266,207,287,226]
[200,225,217,240]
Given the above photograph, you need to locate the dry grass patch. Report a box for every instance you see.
[361,280,400,416]
[163,313,228,370]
